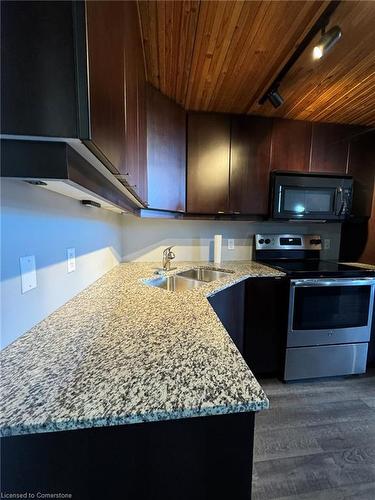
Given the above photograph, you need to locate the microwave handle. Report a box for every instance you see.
[335,187,344,216]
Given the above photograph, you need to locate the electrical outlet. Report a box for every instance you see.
[20,255,37,293]
[228,239,235,250]
[324,239,331,250]
[67,248,76,273]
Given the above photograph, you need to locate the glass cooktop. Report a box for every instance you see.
[260,260,375,278]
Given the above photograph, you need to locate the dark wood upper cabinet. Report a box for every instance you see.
[270,118,312,172]
[86,1,125,176]
[1,1,85,138]
[1,1,148,205]
[230,115,272,214]
[146,86,186,211]
[347,130,375,217]
[310,122,350,174]
[187,113,230,214]
[123,2,141,197]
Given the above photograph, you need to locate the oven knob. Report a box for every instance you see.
[265,238,271,244]
[259,239,265,244]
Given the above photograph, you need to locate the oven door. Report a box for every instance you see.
[288,278,375,347]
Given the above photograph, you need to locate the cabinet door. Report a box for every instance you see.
[86,1,125,174]
[187,113,230,213]
[146,85,186,211]
[136,23,147,203]
[124,3,140,194]
[310,122,350,173]
[270,118,311,172]
[1,1,80,138]
[230,115,272,214]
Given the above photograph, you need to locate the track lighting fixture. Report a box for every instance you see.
[266,89,284,108]
[313,26,342,60]
[258,0,341,109]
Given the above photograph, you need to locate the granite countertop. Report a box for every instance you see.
[344,262,375,270]
[0,261,284,437]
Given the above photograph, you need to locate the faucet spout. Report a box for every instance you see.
[162,246,176,271]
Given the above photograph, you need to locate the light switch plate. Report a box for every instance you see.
[67,248,76,273]
[324,239,331,250]
[228,239,235,250]
[20,255,37,294]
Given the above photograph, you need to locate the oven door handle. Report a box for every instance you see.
[291,278,375,287]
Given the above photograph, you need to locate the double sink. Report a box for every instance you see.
[146,268,234,292]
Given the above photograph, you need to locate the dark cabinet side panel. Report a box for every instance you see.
[244,277,288,376]
[230,115,272,214]
[270,118,312,172]
[1,1,79,137]
[187,113,230,214]
[347,130,375,218]
[86,1,126,175]
[310,122,350,174]
[208,282,245,355]
[147,86,186,211]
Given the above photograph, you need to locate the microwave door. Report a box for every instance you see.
[278,186,336,219]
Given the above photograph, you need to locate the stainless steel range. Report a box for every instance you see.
[255,234,375,381]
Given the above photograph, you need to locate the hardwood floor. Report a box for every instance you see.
[253,370,375,500]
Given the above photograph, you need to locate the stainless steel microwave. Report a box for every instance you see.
[270,171,353,221]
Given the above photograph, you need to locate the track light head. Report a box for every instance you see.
[313,25,342,60]
[267,89,284,108]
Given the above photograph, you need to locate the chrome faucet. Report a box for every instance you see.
[162,246,176,271]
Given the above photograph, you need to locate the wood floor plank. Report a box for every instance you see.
[253,450,375,499]
[363,397,375,408]
[255,419,375,462]
[253,371,375,499]
[268,481,375,500]
[256,400,375,431]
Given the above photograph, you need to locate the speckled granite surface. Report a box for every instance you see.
[0,261,284,437]
[344,262,375,270]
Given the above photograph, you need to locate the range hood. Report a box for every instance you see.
[1,139,142,214]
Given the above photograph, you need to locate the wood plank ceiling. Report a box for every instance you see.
[137,0,375,126]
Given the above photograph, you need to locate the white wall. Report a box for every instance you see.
[121,214,341,263]
[1,180,342,349]
[1,179,123,348]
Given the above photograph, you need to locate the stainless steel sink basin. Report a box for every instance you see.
[145,275,205,291]
[176,268,234,282]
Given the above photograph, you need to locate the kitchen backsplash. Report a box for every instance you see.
[121,215,341,263]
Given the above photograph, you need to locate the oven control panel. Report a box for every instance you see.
[255,234,322,251]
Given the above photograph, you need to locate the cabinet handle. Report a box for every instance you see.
[114,173,129,179]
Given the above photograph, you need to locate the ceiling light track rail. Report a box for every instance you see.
[259,0,341,108]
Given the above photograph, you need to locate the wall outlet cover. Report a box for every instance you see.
[20,255,37,294]
[67,248,76,273]
[324,239,331,250]
[228,239,235,250]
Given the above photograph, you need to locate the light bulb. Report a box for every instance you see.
[313,46,323,60]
